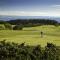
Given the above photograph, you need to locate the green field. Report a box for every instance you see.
[0,25,60,47]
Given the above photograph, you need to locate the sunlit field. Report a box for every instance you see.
[0,25,60,47]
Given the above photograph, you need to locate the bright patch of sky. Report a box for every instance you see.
[0,0,60,17]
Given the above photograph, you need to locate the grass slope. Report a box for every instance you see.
[0,25,60,47]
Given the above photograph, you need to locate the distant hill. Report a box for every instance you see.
[0,15,60,22]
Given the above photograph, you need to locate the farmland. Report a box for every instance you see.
[0,25,60,47]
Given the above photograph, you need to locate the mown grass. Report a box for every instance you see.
[0,25,60,47]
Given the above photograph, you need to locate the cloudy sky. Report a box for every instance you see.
[0,0,60,17]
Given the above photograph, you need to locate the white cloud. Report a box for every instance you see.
[51,5,60,7]
[0,11,60,17]
[0,11,48,16]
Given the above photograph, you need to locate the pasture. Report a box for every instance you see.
[0,25,60,47]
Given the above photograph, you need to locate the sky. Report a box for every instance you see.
[0,0,60,17]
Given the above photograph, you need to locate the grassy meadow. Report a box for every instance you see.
[0,25,60,47]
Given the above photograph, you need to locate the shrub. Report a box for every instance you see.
[54,23,59,27]
[0,25,5,30]
[13,24,23,30]
[4,23,12,30]
[0,40,59,60]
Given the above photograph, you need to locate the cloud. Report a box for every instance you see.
[0,11,48,16]
[0,11,60,17]
[51,5,60,7]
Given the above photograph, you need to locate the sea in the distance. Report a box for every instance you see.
[0,15,60,22]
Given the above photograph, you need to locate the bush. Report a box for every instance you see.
[54,23,59,27]
[0,25,5,30]
[4,23,12,30]
[0,40,59,60]
[13,24,23,30]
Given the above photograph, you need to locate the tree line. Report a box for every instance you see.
[0,40,60,60]
[0,19,59,30]
[8,19,59,26]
